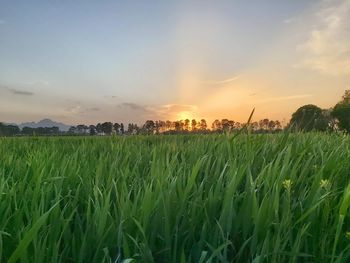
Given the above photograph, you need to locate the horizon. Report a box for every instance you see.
[1,0,349,125]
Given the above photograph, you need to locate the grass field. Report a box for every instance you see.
[1,133,350,262]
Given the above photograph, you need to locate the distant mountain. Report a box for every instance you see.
[18,119,71,132]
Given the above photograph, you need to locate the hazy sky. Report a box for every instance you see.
[0,0,349,125]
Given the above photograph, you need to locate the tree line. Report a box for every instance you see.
[1,90,349,136]
[289,90,350,133]
[66,118,283,136]
[0,118,283,136]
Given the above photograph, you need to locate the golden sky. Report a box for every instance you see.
[0,0,349,125]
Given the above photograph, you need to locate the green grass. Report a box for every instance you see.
[1,133,350,262]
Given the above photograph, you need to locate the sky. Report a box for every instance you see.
[0,0,349,125]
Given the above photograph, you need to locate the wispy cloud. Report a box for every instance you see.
[258,94,313,103]
[0,85,35,96]
[116,102,198,120]
[9,88,34,96]
[283,18,293,24]
[296,0,350,75]
[117,102,151,112]
[63,105,82,115]
[88,107,100,111]
[201,75,240,85]
[0,19,6,25]
[160,104,198,112]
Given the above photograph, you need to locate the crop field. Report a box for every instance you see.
[1,134,350,262]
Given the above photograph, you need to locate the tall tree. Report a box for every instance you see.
[113,123,120,134]
[0,124,20,136]
[101,122,113,135]
[268,120,276,131]
[290,104,329,132]
[184,119,190,131]
[143,120,155,134]
[332,90,350,132]
[259,119,270,130]
[211,119,222,132]
[221,119,229,132]
[191,119,197,131]
[89,125,97,135]
[199,119,207,131]
[165,121,172,131]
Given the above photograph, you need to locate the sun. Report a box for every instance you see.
[177,111,195,120]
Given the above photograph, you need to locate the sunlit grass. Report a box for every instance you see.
[1,133,350,262]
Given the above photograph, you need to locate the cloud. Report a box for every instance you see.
[283,18,293,24]
[160,104,198,112]
[63,105,82,115]
[0,85,35,96]
[88,107,100,111]
[257,94,313,103]
[117,102,151,112]
[201,75,240,85]
[0,19,5,25]
[104,95,120,99]
[116,102,198,120]
[296,0,350,75]
[9,88,34,96]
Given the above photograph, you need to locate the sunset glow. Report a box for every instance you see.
[176,111,196,121]
[0,0,349,125]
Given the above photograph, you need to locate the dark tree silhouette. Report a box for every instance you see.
[332,90,350,132]
[143,120,155,134]
[211,119,222,131]
[89,125,97,135]
[184,119,190,131]
[0,123,20,136]
[22,126,59,135]
[113,123,120,134]
[191,119,197,131]
[199,119,207,131]
[127,123,139,135]
[101,122,113,135]
[290,104,329,132]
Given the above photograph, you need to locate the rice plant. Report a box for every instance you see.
[1,133,350,262]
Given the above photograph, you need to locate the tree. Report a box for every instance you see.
[184,119,190,131]
[113,123,120,134]
[275,120,282,130]
[332,91,350,132]
[76,124,88,134]
[143,120,155,134]
[259,119,270,130]
[174,121,181,132]
[268,120,276,131]
[342,90,350,103]
[251,122,259,131]
[101,122,113,135]
[290,104,329,132]
[199,119,207,131]
[221,119,230,132]
[96,123,102,134]
[211,120,222,132]
[191,119,197,131]
[165,121,172,131]
[0,123,20,136]
[127,123,139,135]
[68,126,77,134]
[21,126,34,135]
[89,125,97,135]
